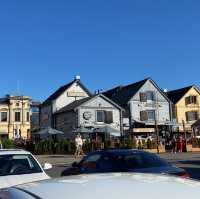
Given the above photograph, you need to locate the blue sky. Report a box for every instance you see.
[0,0,200,101]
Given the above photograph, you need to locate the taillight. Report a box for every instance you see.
[178,171,190,179]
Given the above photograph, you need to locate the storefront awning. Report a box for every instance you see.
[133,128,155,133]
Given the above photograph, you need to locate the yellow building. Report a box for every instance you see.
[0,95,31,140]
[168,85,200,133]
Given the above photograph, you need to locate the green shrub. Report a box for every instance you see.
[124,138,136,149]
[2,139,14,149]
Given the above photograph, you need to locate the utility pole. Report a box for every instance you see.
[155,92,160,154]
[182,119,187,145]
[155,116,160,154]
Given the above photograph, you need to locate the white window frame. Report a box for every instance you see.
[96,110,105,123]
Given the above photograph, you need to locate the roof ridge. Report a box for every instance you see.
[42,79,92,105]
[167,85,193,93]
[121,78,149,89]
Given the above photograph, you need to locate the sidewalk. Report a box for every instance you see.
[36,155,80,166]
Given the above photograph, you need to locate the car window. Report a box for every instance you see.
[0,154,42,176]
[115,154,143,170]
[142,153,170,168]
[98,155,118,171]
[114,152,169,170]
[81,154,102,171]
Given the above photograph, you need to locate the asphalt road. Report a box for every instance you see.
[36,152,200,180]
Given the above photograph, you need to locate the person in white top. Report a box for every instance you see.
[74,134,84,158]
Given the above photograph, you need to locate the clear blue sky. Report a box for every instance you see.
[0,0,200,101]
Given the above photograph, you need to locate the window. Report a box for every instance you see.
[1,112,7,122]
[80,154,102,172]
[185,96,197,105]
[140,110,155,121]
[114,152,169,170]
[186,111,198,121]
[146,91,155,101]
[31,107,39,113]
[15,112,21,122]
[140,91,155,102]
[105,111,113,124]
[147,110,156,121]
[0,154,42,176]
[98,155,118,172]
[26,112,30,122]
[140,92,147,102]
[96,111,105,123]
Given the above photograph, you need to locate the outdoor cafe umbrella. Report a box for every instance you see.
[34,127,64,139]
[93,125,121,137]
[73,127,93,138]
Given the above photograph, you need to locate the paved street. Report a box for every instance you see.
[36,152,200,180]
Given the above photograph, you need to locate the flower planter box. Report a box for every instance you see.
[186,144,192,152]
[144,147,165,154]
[192,147,200,152]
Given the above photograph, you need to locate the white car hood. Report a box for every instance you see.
[0,172,50,189]
[15,173,200,199]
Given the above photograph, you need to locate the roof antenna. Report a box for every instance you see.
[17,80,20,95]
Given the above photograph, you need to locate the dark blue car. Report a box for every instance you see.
[61,149,189,178]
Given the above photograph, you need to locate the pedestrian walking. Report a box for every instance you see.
[74,134,84,159]
[171,135,177,153]
[179,135,183,152]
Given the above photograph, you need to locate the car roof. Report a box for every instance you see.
[0,149,31,155]
[88,149,151,156]
[14,173,200,199]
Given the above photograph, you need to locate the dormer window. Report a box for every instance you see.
[185,96,197,105]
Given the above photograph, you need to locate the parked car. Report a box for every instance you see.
[61,149,189,178]
[0,173,199,199]
[0,149,52,189]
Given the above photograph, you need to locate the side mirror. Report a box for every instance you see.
[43,163,53,170]
[72,161,79,167]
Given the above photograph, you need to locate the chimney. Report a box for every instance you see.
[75,75,81,80]
[163,89,168,93]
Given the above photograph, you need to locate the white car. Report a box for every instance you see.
[0,149,52,189]
[1,173,200,199]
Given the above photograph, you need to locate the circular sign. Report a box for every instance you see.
[83,111,92,120]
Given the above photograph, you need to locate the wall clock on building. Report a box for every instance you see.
[83,111,92,120]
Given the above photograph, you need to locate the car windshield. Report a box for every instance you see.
[0,154,42,176]
[113,152,170,170]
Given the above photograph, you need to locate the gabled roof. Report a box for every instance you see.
[55,96,93,114]
[104,78,171,107]
[103,78,150,106]
[167,85,194,104]
[42,79,92,106]
[104,78,149,106]
[54,94,124,114]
